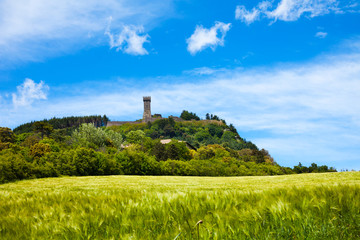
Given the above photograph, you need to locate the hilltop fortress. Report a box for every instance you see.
[106,96,182,127]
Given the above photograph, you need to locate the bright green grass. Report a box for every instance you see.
[1,172,359,239]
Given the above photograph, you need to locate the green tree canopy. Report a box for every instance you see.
[126,130,146,144]
[0,127,15,143]
[33,121,53,139]
[180,110,200,121]
[72,123,123,149]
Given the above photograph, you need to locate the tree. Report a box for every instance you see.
[126,130,146,144]
[180,110,200,121]
[73,123,123,149]
[309,163,319,173]
[21,134,41,148]
[164,140,191,161]
[33,121,53,138]
[163,124,175,137]
[195,146,216,160]
[30,143,51,159]
[228,124,238,135]
[207,124,223,138]
[0,127,15,143]
[194,130,212,142]
[73,123,106,148]
[116,147,159,175]
[151,140,167,161]
[221,131,236,142]
[102,115,109,127]
[105,129,123,149]
[0,127,15,150]
[168,116,175,126]
[211,115,220,121]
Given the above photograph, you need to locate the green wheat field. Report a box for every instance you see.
[1,172,360,239]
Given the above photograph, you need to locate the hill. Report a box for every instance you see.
[0,172,359,239]
[0,113,335,183]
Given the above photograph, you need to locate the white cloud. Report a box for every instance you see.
[235,0,342,24]
[0,0,173,65]
[105,23,149,55]
[315,31,328,38]
[235,6,260,25]
[12,78,49,107]
[186,22,231,55]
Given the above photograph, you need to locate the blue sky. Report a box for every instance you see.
[1,0,360,170]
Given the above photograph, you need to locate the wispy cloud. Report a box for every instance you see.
[105,21,149,55]
[186,21,231,55]
[235,6,260,25]
[269,0,339,21]
[11,78,49,107]
[315,31,328,38]
[235,0,344,24]
[183,66,229,76]
[0,0,174,66]
[235,2,271,25]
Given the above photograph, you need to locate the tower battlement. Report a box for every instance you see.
[143,96,151,101]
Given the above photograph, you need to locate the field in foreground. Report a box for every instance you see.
[1,172,359,239]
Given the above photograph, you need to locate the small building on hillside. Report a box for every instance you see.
[160,139,197,150]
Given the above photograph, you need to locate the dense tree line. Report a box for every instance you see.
[293,162,336,173]
[13,115,109,134]
[0,114,337,183]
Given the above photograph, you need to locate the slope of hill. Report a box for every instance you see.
[0,113,335,183]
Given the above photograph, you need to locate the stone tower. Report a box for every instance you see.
[143,96,151,122]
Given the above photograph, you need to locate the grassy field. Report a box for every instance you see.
[0,172,359,239]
